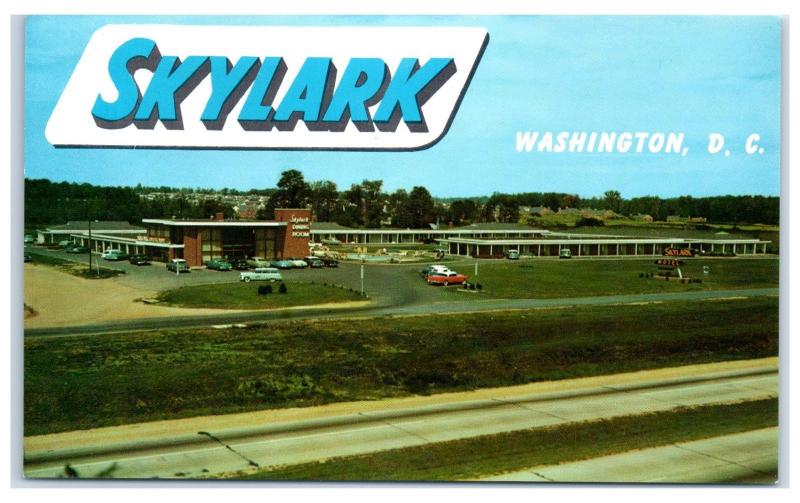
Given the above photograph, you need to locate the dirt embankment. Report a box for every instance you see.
[23,264,236,328]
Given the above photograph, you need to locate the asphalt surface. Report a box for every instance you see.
[24,246,779,338]
[23,364,777,479]
[481,427,778,484]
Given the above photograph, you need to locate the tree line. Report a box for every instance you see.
[24,173,779,228]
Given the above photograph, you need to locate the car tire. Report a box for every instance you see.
[244,277,251,282]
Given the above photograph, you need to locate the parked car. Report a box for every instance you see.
[206,258,233,271]
[240,267,283,283]
[427,271,468,286]
[559,248,572,259]
[421,264,452,277]
[101,249,129,261]
[304,256,325,268]
[24,234,34,244]
[246,257,271,268]
[66,245,89,254]
[321,258,339,268]
[506,249,520,260]
[58,239,74,248]
[270,259,294,269]
[286,257,308,268]
[230,258,250,270]
[24,254,32,263]
[129,254,151,265]
[166,258,190,272]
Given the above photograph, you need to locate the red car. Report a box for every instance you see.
[427,271,468,286]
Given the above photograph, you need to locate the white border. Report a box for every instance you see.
[3,2,795,503]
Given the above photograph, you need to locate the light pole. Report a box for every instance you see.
[360,264,364,296]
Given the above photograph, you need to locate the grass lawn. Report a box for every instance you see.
[452,258,778,299]
[155,281,365,309]
[244,398,777,481]
[24,297,777,435]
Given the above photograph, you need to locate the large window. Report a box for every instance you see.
[254,228,276,258]
[201,228,222,263]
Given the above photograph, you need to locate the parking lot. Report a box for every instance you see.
[24,246,470,318]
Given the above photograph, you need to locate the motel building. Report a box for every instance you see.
[437,233,770,258]
[66,209,312,268]
[53,216,770,266]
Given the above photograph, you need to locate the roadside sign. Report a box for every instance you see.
[663,248,695,257]
[654,259,684,267]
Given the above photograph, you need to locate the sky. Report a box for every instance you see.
[24,15,781,199]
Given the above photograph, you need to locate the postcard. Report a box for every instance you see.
[21,15,780,483]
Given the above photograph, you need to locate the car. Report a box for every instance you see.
[559,248,572,259]
[270,259,294,269]
[66,245,89,254]
[321,258,339,268]
[427,271,468,286]
[58,239,74,248]
[206,258,233,271]
[506,249,520,260]
[166,258,190,272]
[286,257,308,268]
[129,254,151,265]
[101,249,129,261]
[304,256,325,268]
[246,257,271,268]
[24,254,32,263]
[421,264,452,277]
[240,267,283,283]
[230,258,250,270]
[24,234,34,244]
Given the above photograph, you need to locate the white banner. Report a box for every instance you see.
[46,24,489,150]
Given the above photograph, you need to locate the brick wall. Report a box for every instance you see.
[182,228,202,267]
[274,208,311,258]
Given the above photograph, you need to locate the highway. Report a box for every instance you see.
[480,427,778,483]
[24,286,779,338]
[24,361,777,480]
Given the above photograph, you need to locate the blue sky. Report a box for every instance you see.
[24,15,781,198]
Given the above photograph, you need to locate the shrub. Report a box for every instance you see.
[476,283,482,290]
[258,285,273,295]
[278,282,288,294]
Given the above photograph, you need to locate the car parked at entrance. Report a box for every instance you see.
[206,258,233,271]
[231,258,249,270]
[304,256,325,268]
[427,270,468,286]
[101,249,129,261]
[286,257,308,268]
[246,257,271,268]
[240,267,283,283]
[321,258,339,268]
[166,258,190,272]
[559,248,572,259]
[66,245,89,254]
[506,249,520,260]
[270,259,294,269]
[129,254,151,265]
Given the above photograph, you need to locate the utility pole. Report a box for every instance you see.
[360,264,364,296]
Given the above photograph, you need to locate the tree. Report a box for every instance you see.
[405,186,435,228]
[308,180,339,222]
[603,190,622,214]
[270,169,310,209]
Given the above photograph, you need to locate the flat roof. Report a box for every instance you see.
[310,228,550,235]
[142,219,286,227]
[70,232,184,248]
[437,237,769,245]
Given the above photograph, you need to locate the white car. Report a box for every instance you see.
[246,257,271,268]
[240,267,283,283]
[287,258,308,268]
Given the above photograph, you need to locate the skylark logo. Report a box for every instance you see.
[46,25,489,150]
